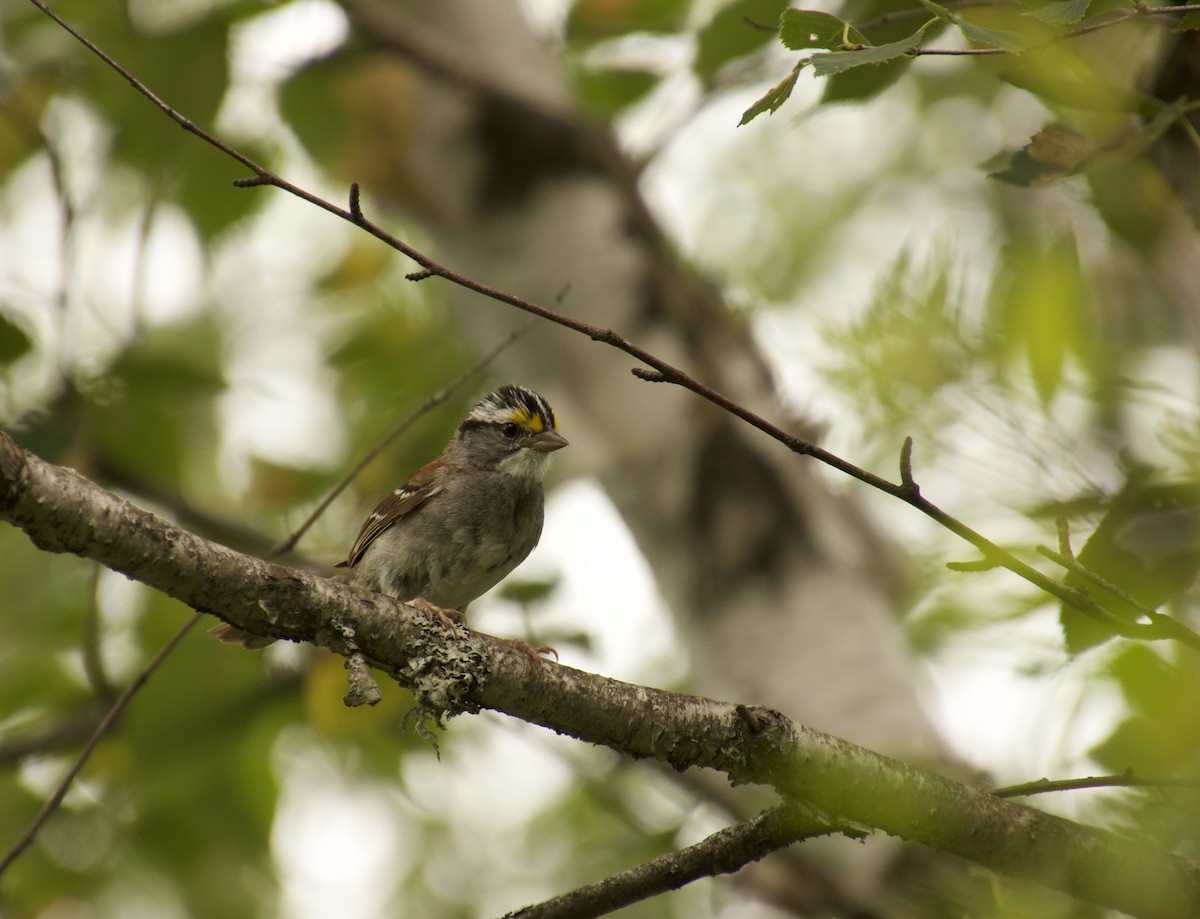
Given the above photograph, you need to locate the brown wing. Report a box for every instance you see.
[338,458,445,569]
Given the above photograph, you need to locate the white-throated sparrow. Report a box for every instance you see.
[211,385,568,649]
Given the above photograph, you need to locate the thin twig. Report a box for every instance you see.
[1133,1,1200,14]
[992,772,1200,798]
[898,436,917,495]
[1035,544,1200,645]
[1056,517,1074,560]
[911,46,1009,55]
[503,806,839,919]
[27,0,1200,657]
[0,613,201,877]
[1037,545,1157,619]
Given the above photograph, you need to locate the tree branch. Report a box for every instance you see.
[504,805,841,919]
[992,772,1200,798]
[2,431,1200,917]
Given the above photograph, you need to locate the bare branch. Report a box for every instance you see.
[946,557,1003,572]
[898,436,918,496]
[503,806,841,919]
[1038,544,1155,617]
[993,772,1200,799]
[1056,517,1075,560]
[1036,543,1200,648]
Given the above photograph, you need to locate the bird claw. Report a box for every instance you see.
[407,600,554,661]
[495,636,558,662]
[409,597,467,629]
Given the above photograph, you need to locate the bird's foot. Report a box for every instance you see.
[494,636,558,662]
[409,598,467,630]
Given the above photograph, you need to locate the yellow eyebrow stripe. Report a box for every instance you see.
[510,409,545,432]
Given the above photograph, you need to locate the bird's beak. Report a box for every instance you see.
[529,429,569,453]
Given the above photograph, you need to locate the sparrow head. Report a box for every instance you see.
[455,385,568,481]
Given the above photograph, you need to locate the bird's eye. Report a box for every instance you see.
[501,422,522,438]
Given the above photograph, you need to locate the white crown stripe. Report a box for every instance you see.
[466,386,557,430]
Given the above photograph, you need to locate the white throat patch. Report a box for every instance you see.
[498,447,554,484]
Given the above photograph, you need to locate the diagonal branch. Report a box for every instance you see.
[992,772,1200,798]
[503,805,842,919]
[2,431,1200,918]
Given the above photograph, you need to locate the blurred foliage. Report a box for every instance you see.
[566,0,692,42]
[823,252,973,442]
[996,232,1093,404]
[694,0,793,80]
[0,0,1198,916]
[1061,475,1200,652]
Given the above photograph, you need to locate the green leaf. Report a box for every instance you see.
[0,71,54,182]
[1174,10,1200,31]
[1027,0,1092,25]
[1087,157,1175,254]
[87,12,240,183]
[996,234,1090,404]
[566,0,691,43]
[0,314,32,365]
[821,57,910,103]
[499,577,561,605]
[779,9,867,51]
[280,51,356,167]
[810,29,928,76]
[1060,478,1200,653]
[739,62,806,124]
[819,16,949,103]
[172,146,262,240]
[954,18,1027,51]
[572,66,660,116]
[822,251,971,439]
[85,315,226,487]
[998,45,1148,113]
[695,0,792,78]
[1090,642,1200,774]
[917,0,1026,51]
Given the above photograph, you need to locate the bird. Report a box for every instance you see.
[210,385,568,650]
